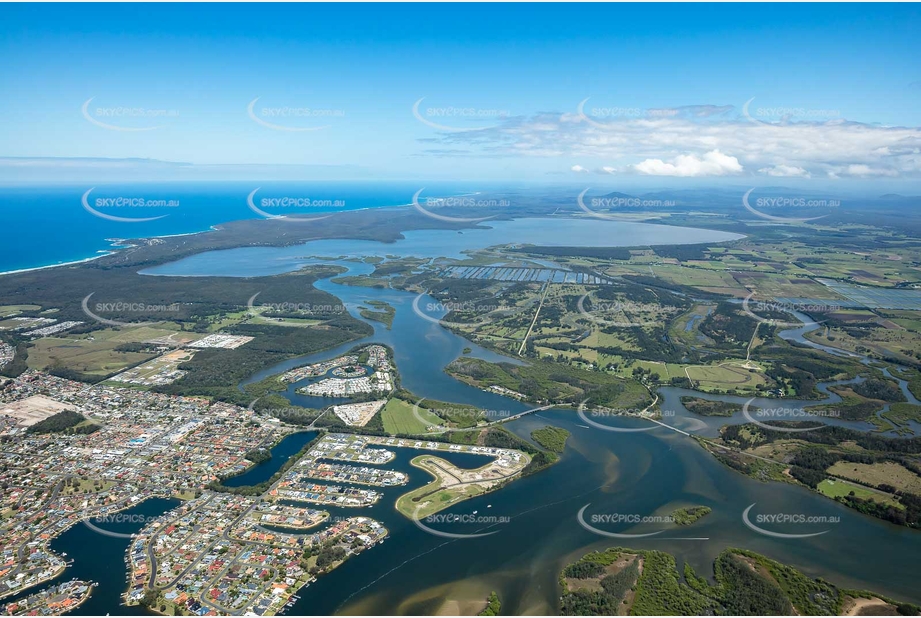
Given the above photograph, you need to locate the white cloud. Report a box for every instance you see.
[429,107,921,178]
[842,164,899,177]
[571,164,588,173]
[759,164,811,178]
[633,150,743,177]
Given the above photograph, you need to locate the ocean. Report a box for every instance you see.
[0,181,471,274]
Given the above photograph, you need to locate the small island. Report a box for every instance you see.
[531,426,571,453]
[359,300,396,329]
[680,397,741,417]
[670,505,712,526]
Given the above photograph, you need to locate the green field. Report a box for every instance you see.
[684,363,768,392]
[381,398,443,434]
[245,307,324,328]
[817,479,902,509]
[0,304,41,317]
[26,326,183,376]
[828,461,921,495]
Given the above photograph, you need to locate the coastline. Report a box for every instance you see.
[0,200,416,277]
[0,251,114,278]
[0,197,740,278]
[0,228,219,277]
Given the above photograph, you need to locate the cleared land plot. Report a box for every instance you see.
[28,339,154,376]
[107,348,195,386]
[0,304,41,317]
[381,398,443,434]
[396,452,528,518]
[817,479,903,509]
[247,307,324,328]
[1,395,73,426]
[827,461,921,495]
[25,325,186,375]
[187,333,254,349]
[0,317,54,331]
[332,400,386,427]
[684,364,768,390]
[625,263,744,292]
[143,332,203,346]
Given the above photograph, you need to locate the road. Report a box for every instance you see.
[518,282,550,355]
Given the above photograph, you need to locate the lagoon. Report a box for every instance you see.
[143,217,744,277]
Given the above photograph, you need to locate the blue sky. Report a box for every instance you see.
[1,3,920,187]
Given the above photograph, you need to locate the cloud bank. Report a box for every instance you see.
[424,104,921,179]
